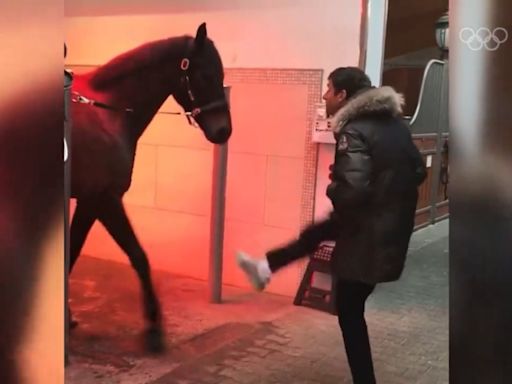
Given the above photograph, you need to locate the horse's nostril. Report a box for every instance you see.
[219,127,232,143]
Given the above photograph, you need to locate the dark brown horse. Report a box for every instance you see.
[68,23,232,352]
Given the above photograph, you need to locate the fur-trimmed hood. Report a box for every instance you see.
[332,86,404,134]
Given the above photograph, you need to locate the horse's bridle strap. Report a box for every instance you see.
[70,38,228,122]
[71,91,134,114]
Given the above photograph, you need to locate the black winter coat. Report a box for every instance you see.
[326,86,427,284]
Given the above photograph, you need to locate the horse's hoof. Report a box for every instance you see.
[68,306,79,329]
[144,326,166,354]
[69,318,79,329]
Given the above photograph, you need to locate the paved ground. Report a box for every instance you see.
[66,220,448,384]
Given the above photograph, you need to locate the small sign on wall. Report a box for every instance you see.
[312,103,335,144]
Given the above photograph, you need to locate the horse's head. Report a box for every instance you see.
[173,23,232,144]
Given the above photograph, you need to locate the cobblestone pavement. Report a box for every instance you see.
[66,221,448,384]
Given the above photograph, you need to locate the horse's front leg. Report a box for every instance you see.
[68,198,98,329]
[96,194,165,354]
[70,198,99,271]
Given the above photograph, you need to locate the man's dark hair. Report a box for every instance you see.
[328,67,372,99]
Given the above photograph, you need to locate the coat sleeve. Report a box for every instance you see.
[326,126,373,214]
[405,135,427,186]
[412,146,427,186]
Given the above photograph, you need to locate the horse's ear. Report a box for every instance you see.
[195,23,207,48]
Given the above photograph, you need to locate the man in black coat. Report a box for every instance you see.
[236,67,427,384]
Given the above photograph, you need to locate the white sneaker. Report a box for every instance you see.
[236,251,272,291]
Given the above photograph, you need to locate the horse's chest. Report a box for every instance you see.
[71,106,135,196]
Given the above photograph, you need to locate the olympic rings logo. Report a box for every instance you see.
[459,27,508,51]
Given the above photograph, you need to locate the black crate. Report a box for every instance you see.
[293,242,337,315]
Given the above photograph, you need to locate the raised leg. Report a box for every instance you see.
[96,194,165,353]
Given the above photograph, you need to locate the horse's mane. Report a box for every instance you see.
[90,35,191,89]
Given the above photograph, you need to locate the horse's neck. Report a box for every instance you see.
[90,39,189,140]
[97,71,175,140]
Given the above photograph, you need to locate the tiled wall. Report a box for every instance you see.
[222,69,323,296]
[70,66,323,297]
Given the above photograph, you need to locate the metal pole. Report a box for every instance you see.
[363,0,389,86]
[208,142,228,303]
[208,85,231,303]
[64,63,72,365]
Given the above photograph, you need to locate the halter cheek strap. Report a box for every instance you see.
[179,57,196,103]
[178,41,228,122]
